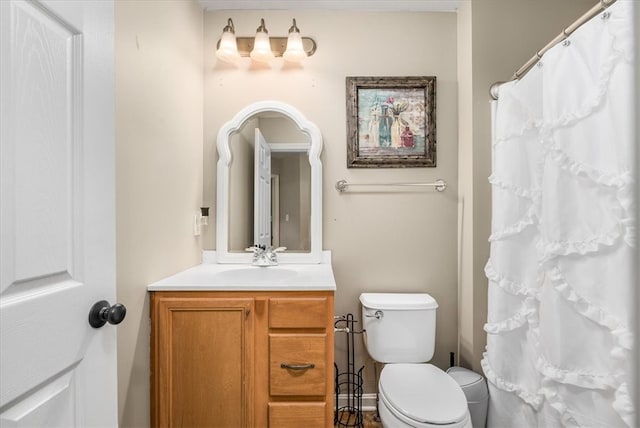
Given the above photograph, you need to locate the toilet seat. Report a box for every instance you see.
[379,364,470,427]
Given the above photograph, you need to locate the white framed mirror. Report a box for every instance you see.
[216,100,323,264]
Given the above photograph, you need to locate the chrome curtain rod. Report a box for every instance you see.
[490,0,616,100]
[335,179,447,193]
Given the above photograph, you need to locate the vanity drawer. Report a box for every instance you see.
[269,334,326,396]
[268,402,326,428]
[269,297,328,328]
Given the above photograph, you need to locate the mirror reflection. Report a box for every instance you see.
[228,114,311,253]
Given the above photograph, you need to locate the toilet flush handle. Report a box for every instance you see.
[365,310,384,320]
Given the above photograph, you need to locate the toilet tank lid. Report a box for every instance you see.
[360,293,438,310]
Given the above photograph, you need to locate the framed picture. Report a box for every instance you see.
[346,76,436,168]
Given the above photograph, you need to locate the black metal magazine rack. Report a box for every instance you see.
[334,314,364,427]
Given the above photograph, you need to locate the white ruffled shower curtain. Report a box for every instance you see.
[482,1,635,427]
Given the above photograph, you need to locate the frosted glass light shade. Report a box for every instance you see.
[283,31,306,62]
[216,31,240,63]
[250,31,274,62]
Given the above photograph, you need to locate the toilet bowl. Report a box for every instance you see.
[360,293,472,428]
[378,364,472,428]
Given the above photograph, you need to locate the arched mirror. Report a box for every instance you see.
[216,101,323,264]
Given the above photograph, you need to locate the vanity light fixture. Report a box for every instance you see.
[215,18,317,64]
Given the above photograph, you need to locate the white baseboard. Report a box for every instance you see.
[336,393,378,412]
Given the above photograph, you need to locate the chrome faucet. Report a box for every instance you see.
[245,244,286,266]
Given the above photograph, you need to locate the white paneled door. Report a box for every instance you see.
[255,128,272,248]
[0,0,118,427]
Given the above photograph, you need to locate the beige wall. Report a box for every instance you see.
[299,154,311,250]
[115,1,203,427]
[203,11,459,393]
[456,0,475,370]
[635,3,640,419]
[456,0,598,371]
[277,153,302,249]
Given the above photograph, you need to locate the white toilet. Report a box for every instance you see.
[360,293,472,428]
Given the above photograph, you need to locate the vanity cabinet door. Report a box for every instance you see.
[151,294,254,428]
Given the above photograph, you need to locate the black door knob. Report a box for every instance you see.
[89,300,127,328]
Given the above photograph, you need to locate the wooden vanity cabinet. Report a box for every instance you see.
[150,294,254,427]
[150,290,334,428]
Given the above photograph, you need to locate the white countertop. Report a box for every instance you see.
[147,251,336,291]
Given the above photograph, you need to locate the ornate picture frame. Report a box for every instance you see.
[346,76,436,168]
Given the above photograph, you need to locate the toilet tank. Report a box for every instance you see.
[360,293,438,363]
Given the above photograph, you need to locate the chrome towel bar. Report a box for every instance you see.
[335,178,447,193]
